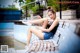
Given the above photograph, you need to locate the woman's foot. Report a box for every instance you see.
[25,43,29,51]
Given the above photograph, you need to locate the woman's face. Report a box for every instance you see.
[48,11,55,19]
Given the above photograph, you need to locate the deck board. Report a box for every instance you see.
[25,40,58,53]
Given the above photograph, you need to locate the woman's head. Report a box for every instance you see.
[47,7,56,20]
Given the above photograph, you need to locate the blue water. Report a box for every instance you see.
[0,22,14,36]
[0,22,14,29]
[0,22,38,42]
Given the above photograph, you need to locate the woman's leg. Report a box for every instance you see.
[29,18,48,24]
[27,27,44,45]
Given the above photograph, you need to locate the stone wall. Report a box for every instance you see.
[43,10,76,19]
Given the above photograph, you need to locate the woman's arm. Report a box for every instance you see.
[38,18,59,32]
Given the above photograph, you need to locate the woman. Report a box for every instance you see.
[23,7,59,46]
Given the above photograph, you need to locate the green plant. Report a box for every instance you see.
[31,5,39,14]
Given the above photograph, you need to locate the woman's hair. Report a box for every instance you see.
[47,6,56,14]
[47,6,56,19]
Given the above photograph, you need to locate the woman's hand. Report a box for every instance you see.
[36,26,48,32]
[36,26,43,30]
[38,27,43,30]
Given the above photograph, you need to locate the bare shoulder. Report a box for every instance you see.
[55,17,59,22]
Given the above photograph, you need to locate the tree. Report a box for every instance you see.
[47,0,69,11]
